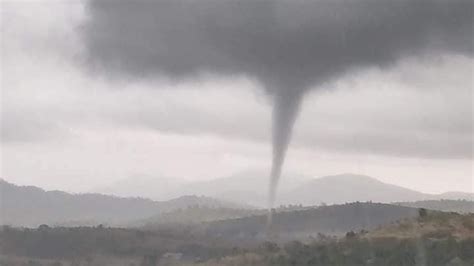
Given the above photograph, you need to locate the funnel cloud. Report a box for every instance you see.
[82,0,473,210]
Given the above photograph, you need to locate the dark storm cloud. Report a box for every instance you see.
[83,0,472,89]
[82,0,473,209]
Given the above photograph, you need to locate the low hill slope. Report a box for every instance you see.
[205,202,419,240]
[193,211,474,266]
[396,199,474,213]
[138,206,264,227]
[367,210,474,240]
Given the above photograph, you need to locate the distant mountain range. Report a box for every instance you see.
[0,179,246,227]
[279,174,473,206]
[94,172,473,207]
[2,173,472,227]
[93,170,312,205]
[93,174,187,201]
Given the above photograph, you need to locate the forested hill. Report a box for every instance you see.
[205,202,420,240]
[396,200,474,213]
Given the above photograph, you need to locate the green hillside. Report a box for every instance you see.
[395,200,473,214]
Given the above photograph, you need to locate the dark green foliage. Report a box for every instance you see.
[1,208,473,266]
[0,226,234,262]
[2,227,473,265]
[461,216,474,230]
[398,200,474,214]
[345,231,357,239]
[419,208,428,219]
[262,237,474,266]
[259,241,280,253]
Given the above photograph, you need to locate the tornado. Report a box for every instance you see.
[269,91,302,206]
[80,0,473,228]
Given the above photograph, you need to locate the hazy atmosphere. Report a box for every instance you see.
[1,1,474,266]
[2,1,472,195]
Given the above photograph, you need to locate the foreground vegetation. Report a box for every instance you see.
[1,209,473,266]
[186,210,474,266]
[191,237,474,266]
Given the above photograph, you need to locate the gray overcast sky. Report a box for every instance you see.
[1,1,472,194]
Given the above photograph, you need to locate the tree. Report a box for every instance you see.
[419,208,428,219]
